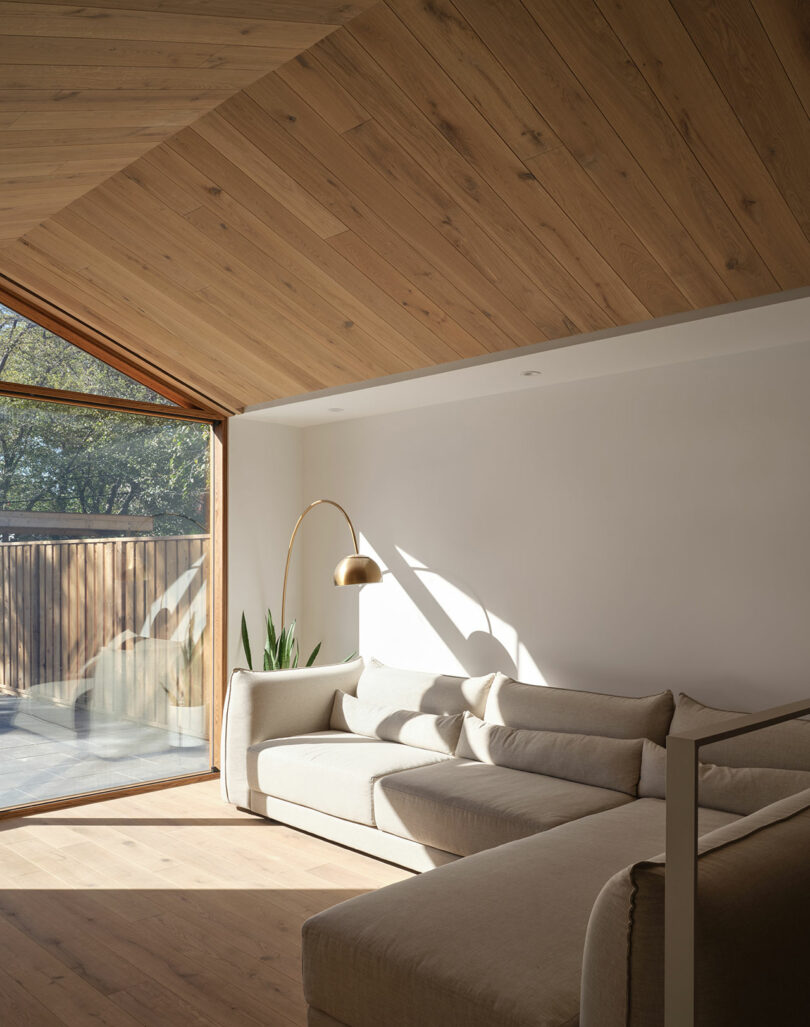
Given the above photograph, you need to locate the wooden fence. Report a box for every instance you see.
[0,535,209,725]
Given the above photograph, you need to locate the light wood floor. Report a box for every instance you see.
[0,780,412,1026]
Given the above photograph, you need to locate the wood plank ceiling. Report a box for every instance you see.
[1,0,809,413]
[0,1,375,244]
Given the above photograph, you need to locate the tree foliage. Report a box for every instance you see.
[0,304,210,540]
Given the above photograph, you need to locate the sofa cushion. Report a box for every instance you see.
[671,692,810,770]
[330,690,463,755]
[303,799,737,1027]
[639,739,810,815]
[373,757,635,856]
[581,788,810,1027]
[246,730,449,827]
[357,658,495,717]
[484,673,674,744]
[457,713,643,795]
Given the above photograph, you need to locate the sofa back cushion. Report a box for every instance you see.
[356,659,495,717]
[639,739,810,815]
[580,788,810,1027]
[484,674,674,744]
[671,693,810,770]
[456,713,643,795]
[330,690,463,755]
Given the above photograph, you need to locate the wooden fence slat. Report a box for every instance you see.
[0,534,208,729]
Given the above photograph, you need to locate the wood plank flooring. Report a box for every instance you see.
[0,779,412,1026]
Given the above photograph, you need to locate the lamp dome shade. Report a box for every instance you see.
[333,554,383,586]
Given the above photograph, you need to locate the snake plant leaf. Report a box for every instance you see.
[306,641,322,667]
[343,650,358,663]
[240,612,253,671]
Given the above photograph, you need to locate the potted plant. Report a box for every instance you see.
[0,685,20,731]
[239,609,322,671]
[163,615,206,747]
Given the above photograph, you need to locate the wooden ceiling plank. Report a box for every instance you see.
[51,206,328,396]
[271,45,620,340]
[671,0,810,241]
[275,51,371,134]
[216,89,542,350]
[524,144,691,319]
[243,62,570,347]
[25,215,313,399]
[183,204,413,380]
[312,32,580,340]
[345,6,642,328]
[3,244,245,411]
[0,88,236,111]
[451,0,731,311]
[2,126,189,148]
[10,1,375,22]
[89,171,411,389]
[0,5,340,49]
[0,34,277,69]
[522,0,778,301]
[596,0,810,290]
[8,108,200,130]
[751,0,810,119]
[390,0,561,163]
[139,144,480,365]
[64,182,344,392]
[193,110,348,239]
[340,115,648,344]
[0,64,285,92]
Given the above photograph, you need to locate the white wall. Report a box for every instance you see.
[298,340,810,712]
[227,418,303,671]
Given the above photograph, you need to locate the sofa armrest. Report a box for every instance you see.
[220,657,364,807]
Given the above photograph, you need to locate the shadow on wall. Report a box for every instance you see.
[356,537,783,710]
[362,539,547,684]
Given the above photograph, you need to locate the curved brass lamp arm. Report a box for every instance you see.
[281,499,360,630]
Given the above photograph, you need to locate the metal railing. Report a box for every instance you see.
[664,697,810,1026]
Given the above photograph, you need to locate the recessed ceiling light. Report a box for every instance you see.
[521,370,543,377]
[328,407,344,413]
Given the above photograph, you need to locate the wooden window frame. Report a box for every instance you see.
[0,281,229,818]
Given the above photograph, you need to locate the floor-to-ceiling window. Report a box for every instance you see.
[0,299,222,812]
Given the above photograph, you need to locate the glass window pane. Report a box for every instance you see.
[0,396,212,809]
[0,302,173,404]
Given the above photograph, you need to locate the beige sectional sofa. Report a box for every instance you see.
[220,658,810,1026]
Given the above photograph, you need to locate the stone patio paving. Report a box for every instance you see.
[0,699,209,810]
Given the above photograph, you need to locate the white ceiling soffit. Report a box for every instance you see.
[244,288,810,427]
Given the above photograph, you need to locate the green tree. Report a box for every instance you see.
[0,304,209,540]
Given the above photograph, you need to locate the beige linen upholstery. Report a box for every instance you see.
[485,674,674,744]
[221,659,364,806]
[580,788,810,1027]
[374,758,635,855]
[330,690,463,754]
[357,658,494,717]
[671,693,810,769]
[639,739,810,814]
[249,792,458,872]
[457,713,643,794]
[303,799,736,1027]
[247,731,449,826]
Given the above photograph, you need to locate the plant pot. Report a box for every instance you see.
[0,694,20,731]
[167,704,207,747]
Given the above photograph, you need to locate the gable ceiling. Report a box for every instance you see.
[0,1,376,248]
[1,0,809,414]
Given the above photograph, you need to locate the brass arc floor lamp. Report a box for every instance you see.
[280,499,382,631]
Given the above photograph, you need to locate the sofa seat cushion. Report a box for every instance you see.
[246,731,449,827]
[373,757,635,856]
[303,799,738,1027]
